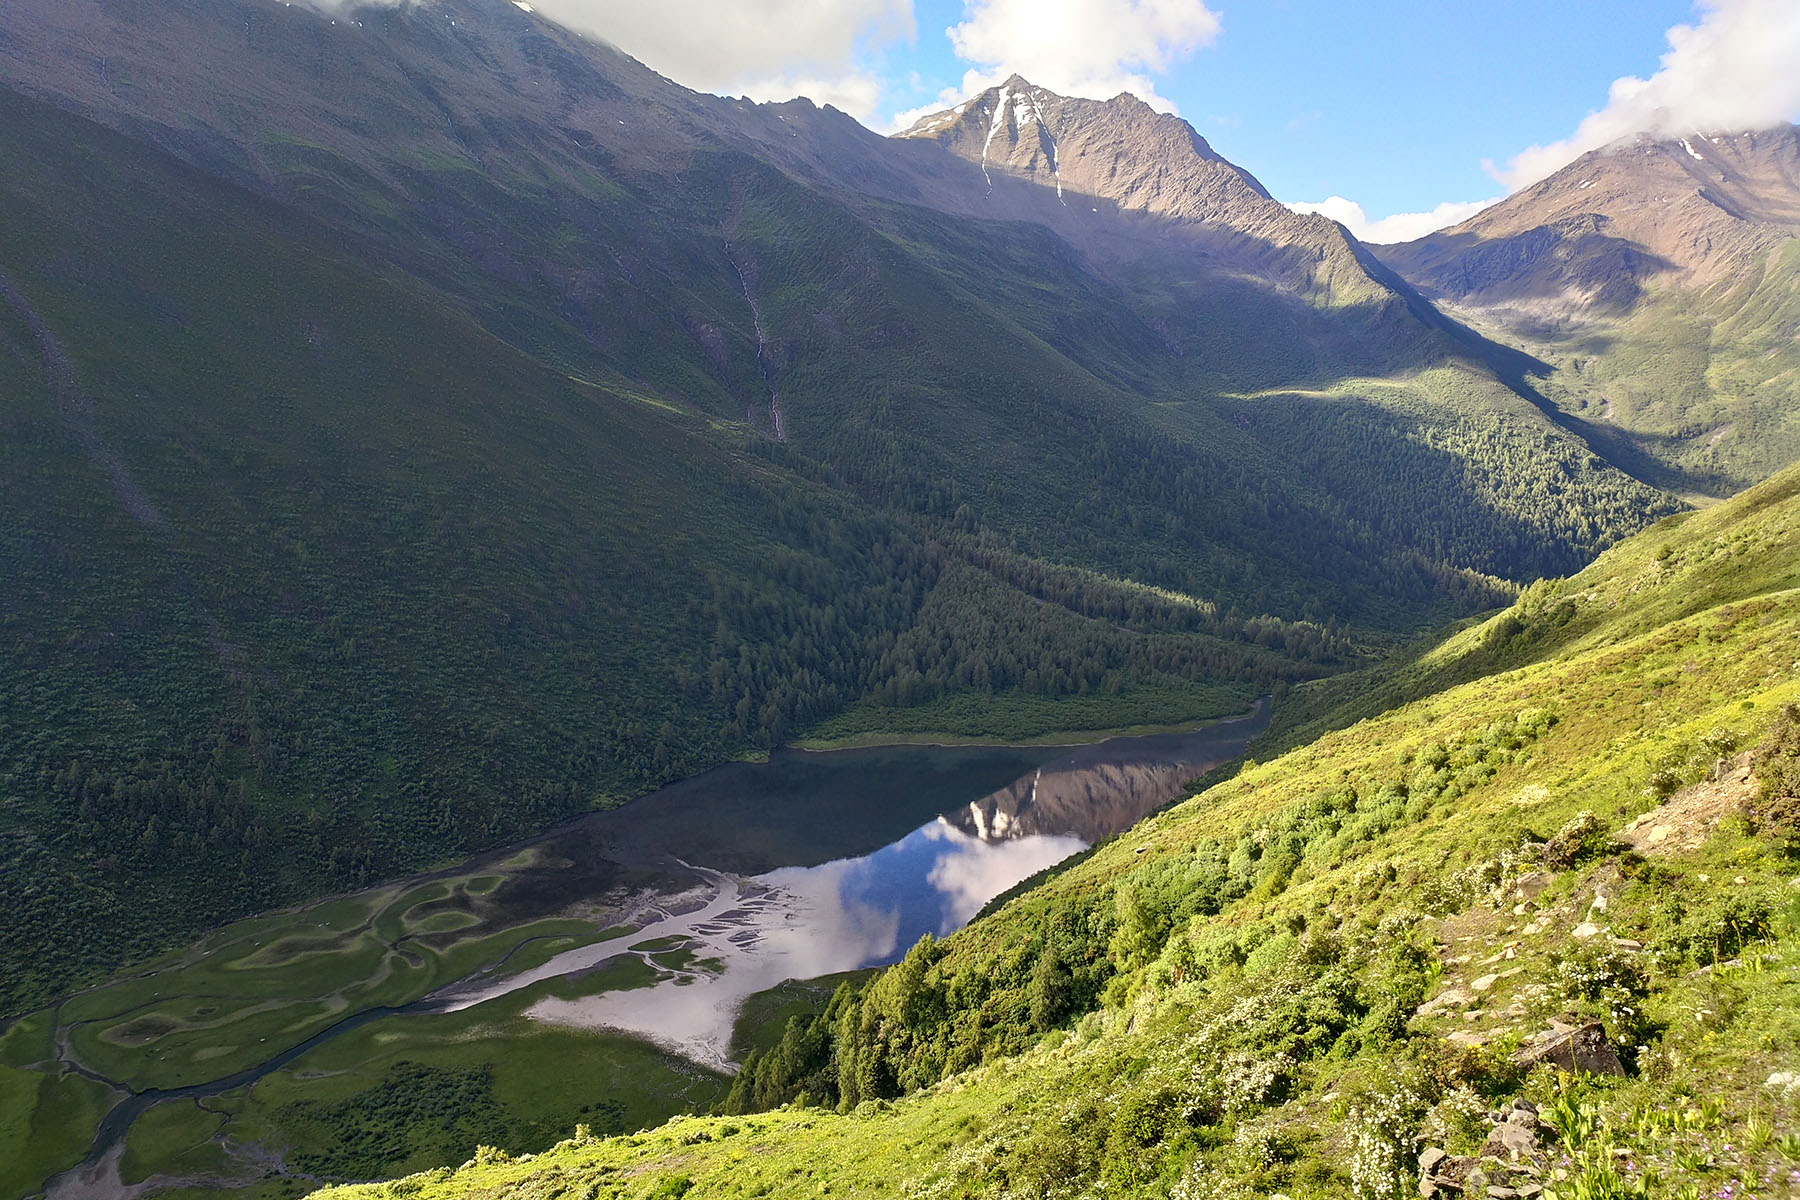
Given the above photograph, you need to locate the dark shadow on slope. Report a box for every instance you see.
[1352,232,1708,494]
[1381,217,1678,312]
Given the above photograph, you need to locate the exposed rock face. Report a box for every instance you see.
[1619,751,1756,855]
[1484,1118,1540,1161]
[1515,1021,1626,1076]
[1381,128,1800,312]
[1419,1100,1548,1199]
[895,74,1404,304]
[899,75,1270,224]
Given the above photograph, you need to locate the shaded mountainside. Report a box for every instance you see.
[0,0,1673,594]
[0,84,1326,1015]
[1380,127,1800,495]
[307,457,1800,1200]
[0,0,1687,1014]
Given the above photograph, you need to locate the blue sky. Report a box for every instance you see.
[890,0,1693,221]
[533,0,1800,239]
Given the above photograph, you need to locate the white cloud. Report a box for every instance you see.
[519,0,915,124]
[1291,0,1800,252]
[942,0,1222,114]
[921,823,1086,928]
[1286,196,1501,245]
[888,94,964,133]
[735,71,889,121]
[1493,0,1800,190]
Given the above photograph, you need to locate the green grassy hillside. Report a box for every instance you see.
[1492,251,1800,499]
[307,465,1799,1200]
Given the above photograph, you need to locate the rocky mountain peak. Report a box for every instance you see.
[894,77,1351,239]
[1386,124,1800,296]
[889,74,1409,311]
[894,75,1234,196]
[1504,125,1798,230]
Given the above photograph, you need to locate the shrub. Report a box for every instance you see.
[1346,1076,1429,1200]
[1699,727,1741,758]
[1653,892,1773,966]
[1216,1051,1294,1119]
[1751,704,1800,837]
[1553,942,1651,1049]
[1231,1118,1294,1167]
[1422,1084,1490,1154]
[1542,811,1610,869]
[1012,1099,1106,1197]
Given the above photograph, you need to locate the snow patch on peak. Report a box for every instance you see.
[1014,89,1040,129]
[980,83,1014,192]
[1679,137,1704,161]
[1028,89,1066,204]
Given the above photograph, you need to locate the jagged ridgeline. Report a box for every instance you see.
[312,462,1800,1198]
[0,0,1687,1016]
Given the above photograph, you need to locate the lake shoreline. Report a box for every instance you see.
[784,697,1268,753]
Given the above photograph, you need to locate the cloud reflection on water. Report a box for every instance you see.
[525,819,1086,1068]
[922,820,1085,927]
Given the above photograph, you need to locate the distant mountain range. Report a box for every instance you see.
[1380,126,1800,495]
[0,0,1790,1007]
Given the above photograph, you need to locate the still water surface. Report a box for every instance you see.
[488,827,1083,1067]
[426,701,1270,1067]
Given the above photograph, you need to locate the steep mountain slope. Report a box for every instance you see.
[895,75,1395,303]
[304,465,1800,1200]
[0,0,1674,598]
[0,86,947,1004]
[1381,127,1800,494]
[0,0,1685,1016]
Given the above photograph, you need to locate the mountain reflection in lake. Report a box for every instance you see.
[523,823,1083,1067]
[429,700,1269,1069]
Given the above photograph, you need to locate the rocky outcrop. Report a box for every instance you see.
[1515,1020,1626,1077]
[1619,752,1756,856]
[1419,1099,1550,1198]
[894,75,1406,306]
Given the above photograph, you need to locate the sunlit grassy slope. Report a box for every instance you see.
[312,466,1798,1200]
[1455,243,1800,500]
